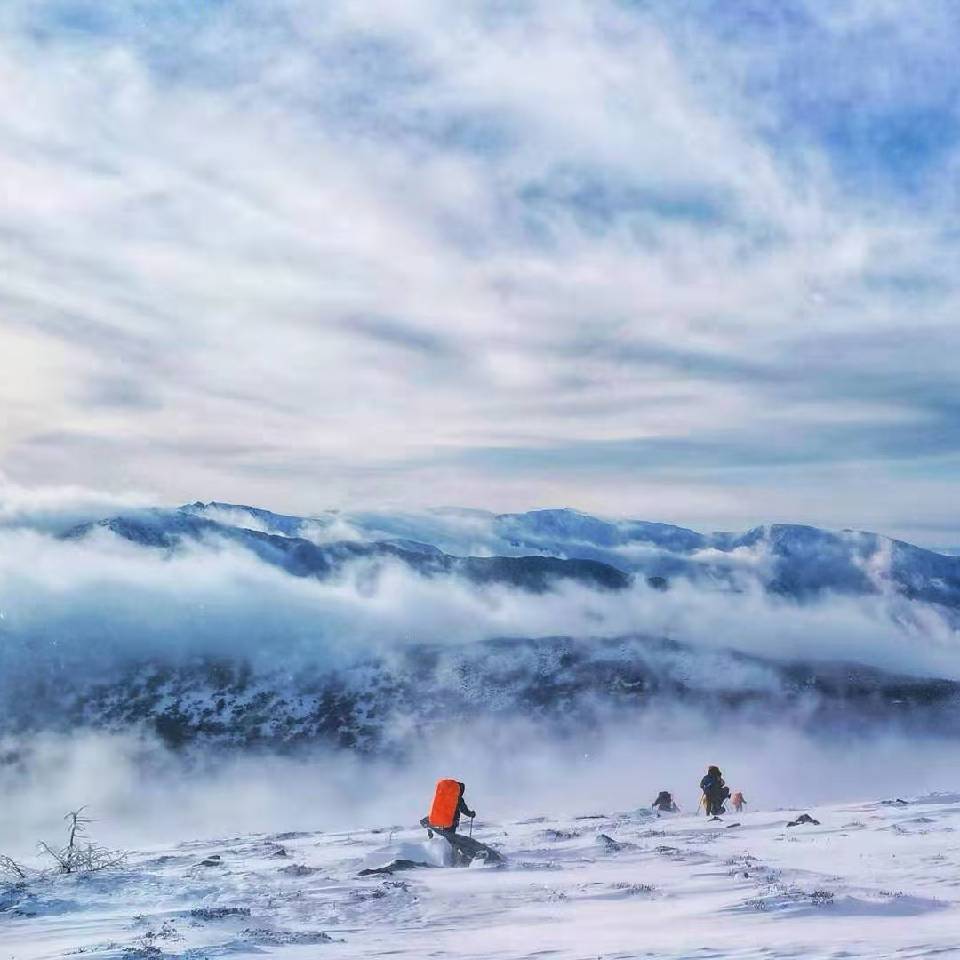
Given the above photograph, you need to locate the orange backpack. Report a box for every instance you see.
[428,778,462,829]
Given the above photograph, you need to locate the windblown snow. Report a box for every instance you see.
[4,793,960,959]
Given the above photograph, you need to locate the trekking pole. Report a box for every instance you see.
[469,815,474,838]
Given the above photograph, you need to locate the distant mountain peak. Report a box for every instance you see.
[58,501,960,612]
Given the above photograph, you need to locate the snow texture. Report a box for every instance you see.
[4,794,960,959]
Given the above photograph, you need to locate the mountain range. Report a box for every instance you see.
[1,501,957,752]
[66,501,960,610]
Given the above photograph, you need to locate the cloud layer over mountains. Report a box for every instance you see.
[1,492,958,753]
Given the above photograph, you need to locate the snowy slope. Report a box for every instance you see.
[5,793,960,960]
[7,635,958,751]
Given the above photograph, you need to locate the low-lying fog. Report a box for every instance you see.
[2,722,957,862]
[2,524,958,692]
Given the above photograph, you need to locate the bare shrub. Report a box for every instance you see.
[38,808,127,874]
[1,807,127,882]
[0,853,28,880]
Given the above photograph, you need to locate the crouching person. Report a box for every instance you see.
[652,790,679,814]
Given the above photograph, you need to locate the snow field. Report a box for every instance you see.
[4,794,960,959]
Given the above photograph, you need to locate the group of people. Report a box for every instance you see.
[654,766,746,817]
[421,766,747,841]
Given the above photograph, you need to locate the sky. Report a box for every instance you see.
[1,0,959,545]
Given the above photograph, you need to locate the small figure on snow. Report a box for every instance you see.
[700,765,731,817]
[652,790,679,815]
[731,790,747,813]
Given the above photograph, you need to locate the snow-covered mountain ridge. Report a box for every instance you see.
[65,508,631,593]
[69,501,960,609]
[2,501,959,751]
[6,634,957,752]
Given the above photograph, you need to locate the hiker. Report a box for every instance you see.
[700,765,730,816]
[731,790,747,813]
[652,790,679,814]
[417,779,503,867]
[420,779,475,839]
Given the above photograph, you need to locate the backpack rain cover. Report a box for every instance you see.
[428,778,462,829]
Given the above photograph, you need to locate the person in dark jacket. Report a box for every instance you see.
[652,790,679,814]
[449,782,476,833]
[700,765,730,816]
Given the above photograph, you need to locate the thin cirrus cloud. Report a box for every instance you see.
[0,0,959,544]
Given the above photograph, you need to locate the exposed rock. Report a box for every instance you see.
[358,859,431,876]
[786,814,821,827]
[190,906,250,920]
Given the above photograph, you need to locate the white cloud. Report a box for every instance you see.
[0,472,155,530]
[0,523,956,697]
[3,718,959,859]
[0,1,958,535]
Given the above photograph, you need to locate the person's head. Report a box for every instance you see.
[458,781,466,797]
[708,765,721,777]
